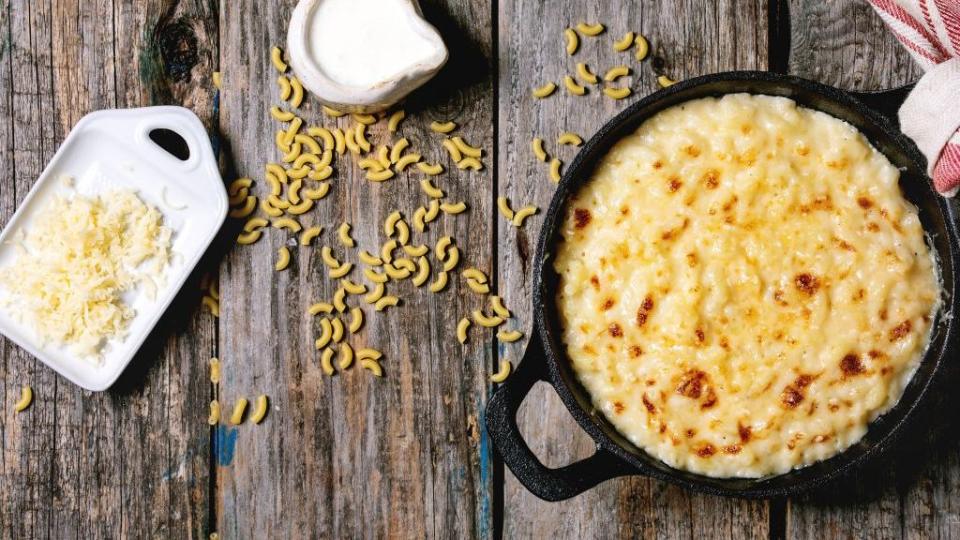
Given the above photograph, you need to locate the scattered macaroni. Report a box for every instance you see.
[532,82,558,98]
[430,120,457,134]
[244,217,268,233]
[273,217,302,233]
[321,247,341,269]
[564,75,587,96]
[490,360,512,383]
[388,109,406,132]
[332,287,348,312]
[456,157,483,171]
[497,329,523,343]
[289,77,305,108]
[420,178,445,199]
[348,306,364,333]
[490,296,511,319]
[384,263,411,280]
[357,348,382,361]
[364,268,388,284]
[462,268,488,284]
[288,198,315,215]
[229,196,257,219]
[300,226,322,246]
[352,113,376,125]
[467,279,490,294]
[333,128,346,154]
[564,28,579,55]
[531,138,548,162]
[209,357,221,384]
[512,205,539,227]
[237,230,262,245]
[367,169,395,182]
[657,74,676,88]
[451,137,483,158]
[320,347,335,376]
[384,211,403,237]
[375,295,400,311]
[294,134,321,155]
[275,247,291,271]
[575,63,599,84]
[308,127,335,151]
[604,65,631,82]
[635,34,650,61]
[442,247,460,272]
[355,123,372,152]
[309,302,334,315]
[603,86,632,99]
[395,220,410,245]
[549,158,563,182]
[390,138,410,163]
[250,395,269,424]
[331,318,345,342]
[315,318,332,348]
[442,139,463,162]
[230,398,248,425]
[377,145,391,169]
[424,200,441,222]
[613,31,635,51]
[338,223,355,248]
[322,105,345,118]
[278,75,293,100]
[417,162,444,175]
[13,386,32,413]
[497,196,515,221]
[404,244,429,257]
[202,295,220,317]
[358,157,385,171]
[429,271,448,292]
[208,400,220,425]
[338,343,354,369]
[212,71,222,89]
[329,262,353,279]
[342,279,367,295]
[359,250,383,266]
[440,201,468,214]
[558,132,583,146]
[270,106,295,122]
[395,153,421,172]
[270,47,288,72]
[412,256,431,286]
[472,309,504,328]
[360,359,383,377]
[457,317,471,344]
[365,282,385,303]
[575,22,605,35]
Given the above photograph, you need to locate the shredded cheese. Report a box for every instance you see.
[0,189,172,357]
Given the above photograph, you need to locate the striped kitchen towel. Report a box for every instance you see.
[867,0,960,196]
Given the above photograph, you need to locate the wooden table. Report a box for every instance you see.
[1,1,956,538]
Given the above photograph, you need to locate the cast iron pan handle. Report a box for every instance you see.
[846,83,914,128]
[485,334,631,501]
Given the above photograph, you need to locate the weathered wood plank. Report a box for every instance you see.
[0,0,217,537]
[497,1,770,538]
[215,0,495,537]
[786,2,955,539]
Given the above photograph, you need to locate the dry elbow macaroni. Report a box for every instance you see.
[564,28,579,55]
[250,395,269,424]
[613,31,634,51]
[457,317,471,344]
[13,386,32,413]
[575,63,598,84]
[532,82,557,99]
[490,360,512,383]
[230,398,248,425]
[575,22,605,36]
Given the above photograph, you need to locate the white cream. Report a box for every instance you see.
[309,0,439,87]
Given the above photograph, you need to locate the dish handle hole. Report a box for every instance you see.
[148,128,190,161]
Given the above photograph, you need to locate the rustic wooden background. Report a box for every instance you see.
[0,0,955,538]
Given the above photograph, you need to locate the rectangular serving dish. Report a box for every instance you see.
[0,106,227,391]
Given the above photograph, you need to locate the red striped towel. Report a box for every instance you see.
[868,0,960,196]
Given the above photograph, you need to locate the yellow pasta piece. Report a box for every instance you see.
[250,395,269,424]
[613,31,635,51]
[270,46,288,73]
[604,65,631,81]
[413,207,427,232]
[284,117,303,142]
[420,178,444,199]
[308,166,333,182]
[270,106,295,122]
[490,295,511,319]
[357,348,382,361]
[228,177,253,196]
[425,200,440,222]
[440,201,468,214]
[229,196,257,219]
[333,287,347,313]
[360,359,383,377]
[404,244,429,257]
[490,360,512,383]
[497,329,524,343]
[322,105,345,118]
[374,295,400,311]
[456,317,471,344]
[260,197,283,218]
[466,279,490,294]
[575,22,605,36]
[377,145,391,169]
[442,246,460,272]
[435,236,453,261]
[288,198,315,215]
[352,113,376,125]
[603,86,632,99]
[558,132,583,146]
[300,225,322,246]
[357,155,381,169]
[412,256,431,287]
[497,196,515,221]
[512,205,538,226]
[230,398,248,425]
[342,279,367,295]
[308,127,335,151]
[273,217,302,233]
[384,263,411,280]
[294,134,321,156]
[316,149,334,168]
[364,282,385,304]
[209,357,221,384]
[451,136,482,158]
[364,267,388,284]
[367,169,395,182]
[309,302,334,315]
[564,75,587,96]
[564,28,579,55]
[428,271,448,293]
[267,194,291,210]
[13,386,32,413]
[331,318,345,342]
[243,217,268,233]
[531,138,548,162]
[288,178,304,205]
[442,139,463,162]
[338,343,354,370]
[359,250,383,266]
[387,109,406,132]
[237,230,262,245]
[355,123,371,152]
[456,157,483,171]
[338,223,355,248]
[532,82,557,99]
[275,247,291,271]
[390,138,410,163]
[392,258,416,273]
[575,63,599,84]
[417,161,444,175]
[286,166,309,180]
[395,153,421,172]
[657,74,676,88]
[277,76,292,100]
[384,211,402,237]
[430,120,457,134]
[348,306,364,333]
[472,309,504,328]
[202,295,220,317]
[396,221,411,246]
[212,71,222,89]
[315,319,333,349]
[332,128,346,154]
[329,262,353,279]
[321,246,341,269]
[320,347,336,376]
[635,34,650,61]
[265,173,283,197]
[289,77,305,108]
[344,127,360,154]
[462,268,488,283]
[208,400,220,425]
[549,158,563,183]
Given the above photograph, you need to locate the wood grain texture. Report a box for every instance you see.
[786,2,959,539]
[496,1,771,538]
[0,1,217,538]
[215,0,494,537]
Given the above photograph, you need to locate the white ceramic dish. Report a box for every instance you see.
[0,106,227,391]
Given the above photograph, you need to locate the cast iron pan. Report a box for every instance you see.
[485,71,960,501]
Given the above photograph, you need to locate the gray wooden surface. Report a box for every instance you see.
[0,0,955,538]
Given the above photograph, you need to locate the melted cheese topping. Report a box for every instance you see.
[0,190,171,358]
[554,94,940,478]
